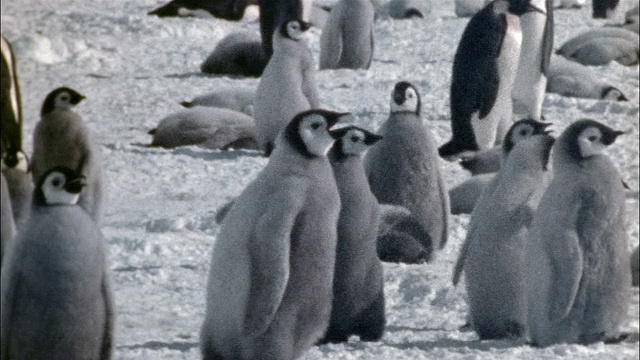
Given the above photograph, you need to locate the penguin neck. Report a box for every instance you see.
[272,37,308,59]
[270,140,330,174]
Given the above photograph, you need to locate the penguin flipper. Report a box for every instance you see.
[319,12,343,69]
[547,221,584,320]
[452,235,470,286]
[100,274,115,360]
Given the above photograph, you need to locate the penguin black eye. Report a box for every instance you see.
[351,136,359,143]
[60,94,69,102]
[52,178,61,187]
[311,123,321,130]
[519,129,528,136]
[588,135,598,142]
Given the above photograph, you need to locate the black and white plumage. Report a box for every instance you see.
[1,35,23,169]
[148,0,252,20]
[31,87,105,224]
[1,166,114,360]
[592,0,620,18]
[259,0,311,60]
[365,81,449,263]
[321,125,385,344]
[526,119,630,347]
[547,55,628,101]
[2,150,33,230]
[556,27,639,66]
[200,109,345,360]
[377,0,431,19]
[254,19,320,155]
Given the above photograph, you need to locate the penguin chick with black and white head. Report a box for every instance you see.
[454,129,555,340]
[319,0,375,70]
[526,119,630,347]
[254,19,320,156]
[320,125,386,344]
[365,81,449,262]
[547,55,629,101]
[31,87,105,224]
[439,0,543,161]
[200,109,345,360]
[1,166,114,360]
[1,150,33,230]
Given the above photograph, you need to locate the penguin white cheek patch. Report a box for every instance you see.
[302,128,334,156]
[43,184,80,205]
[578,128,605,158]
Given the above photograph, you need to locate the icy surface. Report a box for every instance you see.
[1,0,639,358]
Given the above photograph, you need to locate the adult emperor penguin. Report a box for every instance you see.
[148,0,252,20]
[200,109,345,360]
[1,166,114,360]
[526,119,630,347]
[365,81,449,257]
[320,125,385,344]
[319,0,375,70]
[456,133,555,339]
[259,0,312,60]
[592,0,620,18]
[1,35,23,170]
[512,0,553,120]
[2,150,32,230]
[254,19,320,155]
[30,87,105,223]
[439,0,541,161]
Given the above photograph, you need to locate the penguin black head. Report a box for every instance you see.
[41,87,86,116]
[282,109,348,158]
[391,81,421,115]
[329,126,383,160]
[508,0,546,15]
[2,150,29,172]
[404,9,424,18]
[601,86,628,102]
[503,118,553,155]
[561,119,626,160]
[34,166,87,206]
[280,19,312,41]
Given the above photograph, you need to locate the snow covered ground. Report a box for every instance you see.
[1,0,639,358]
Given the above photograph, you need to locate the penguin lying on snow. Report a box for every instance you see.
[376,203,434,263]
[1,166,114,360]
[556,27,639,66]
[148,106,259,150]
[148,0,253,20]
[547,55,628,101]
[377,0,431,19]
[180,86,256,116]
[200,31,266,78]
[200,109,346,360]
[526,119,630,347]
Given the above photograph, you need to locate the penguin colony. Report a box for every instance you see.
[1,0,638,358]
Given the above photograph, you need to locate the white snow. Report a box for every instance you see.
[1,0,639,359]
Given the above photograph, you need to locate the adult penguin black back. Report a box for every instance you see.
[148,0,250,20]
[1,35,23,166]
[593,0,619,18]
[259,0,312,60]
[439,0,541,161]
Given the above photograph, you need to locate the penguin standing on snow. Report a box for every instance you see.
[512,0,553,120]
[200,110,345,360]
[319,0,375,70]
[1,166,114,360]
[439,0,541,161]
[254,19,320,155]
[526,119,630,347]
[30,87,105,224]
[365,81,449,262]
[320,125,386,344]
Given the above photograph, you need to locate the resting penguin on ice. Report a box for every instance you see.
[200,109,345,360]
[180,85,256,116]
[377,0,431,19]
[147,106,259,151]
[319,0,375,70]
[555,27,639,66]
[254,19,320,156]
[1,166,114,360]
[365,81,449,262]
[148,0,253,20]
[525,119,631,347]
[439,0,541,161]
[200,31,266,78]
[320,125,386,344]
[30,87,105,224]
[547,55,629,101]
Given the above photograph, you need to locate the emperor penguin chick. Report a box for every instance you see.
[457,132,555,340]
[31,87,105,223]
[320,125,385,344]
[1,166,114,360]
[254,19,320,155]
[319,0,375,70]
[365,81,449,261]
[526,119,631,347]
[200,109,345,360]
[439,0,541,161]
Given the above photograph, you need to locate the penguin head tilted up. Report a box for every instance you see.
[40,87,85,116]
[277,109,348,158]
[556,119,626,163]
[390,81,421,115]
[329,126,383,161]
[502,118,553,155]
[34,166,87,207]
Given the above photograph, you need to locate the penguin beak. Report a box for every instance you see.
[326,112,351,129]
[601,130,627,145]
[539,122,554,135]
[364,134,383,145]
[618,93,629,101]
[64,175,87,194]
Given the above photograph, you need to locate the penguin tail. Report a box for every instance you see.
[180,101,193,108]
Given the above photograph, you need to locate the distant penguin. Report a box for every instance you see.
[449,173,495,215]
[439,0,540,161]
[547,55,629,101]
[259,0,312,60]
[200,109,345,360]
[0,172,15,265]
[377,0,431,18]
[2,150,33,229]
[148,0,251,20]
[180,86,256,116]
[1,35,23,167]
[456,133,555,340]
[455,0,490,17]
[254,19,320,155]
[200,31,266,77]
[31,87,105,224]
[376,203,434,263]
[148,106,259,150]
[319,0,375,70]
[512,0,553,120]
[526,119,630,347]
[1,166,114,360]
[365,81,449,260]
[320,125,386,344]
[592,0,620,18]
[556,27,639,66]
